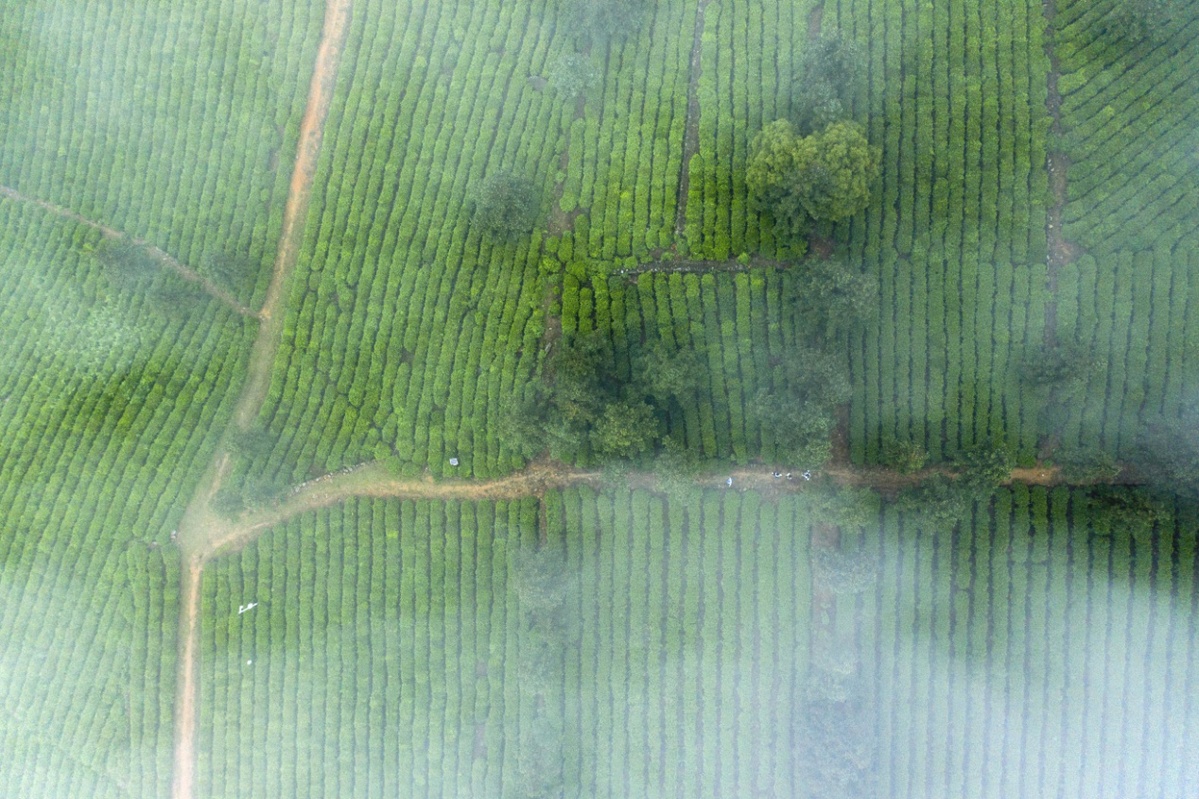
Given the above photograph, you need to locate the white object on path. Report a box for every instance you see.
[238,602,259,615]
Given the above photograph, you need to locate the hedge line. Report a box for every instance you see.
[829,0,1051,465]
[0,201,246,799]
[252,0,566,483]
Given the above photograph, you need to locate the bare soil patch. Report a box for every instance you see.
[674,0,712,237]
[170,558,203,799]
[807,2,824,40]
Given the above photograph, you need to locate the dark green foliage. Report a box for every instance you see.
[792,34,863,134]
[631,338,703,404]
[549,52,598,100]
[746,120,880,238]
[954,443,1016,490]
[1084,486,1172,537]
[564,0,652,47]
[895,474,981,530]
[201,250,259,297]
[516,716,567,799]
[95,235,158,291]
[813,546,878,594]
[751,392,835,465]
[470,170,540,238]
[809,484,881,531]
[796,687,877,799]
[1020,339,1100,395]
[791,258,878,338]
[1054,446,1120,483]
[499,384,555,461]
[1104,0,1186,43]
[881,437,929,474]
[514,544,574,616]
[1130,405,1199,503]
[895,445,1012,529]
[502,334,705,464]
[752,345,850,466]
[229,426,278,461]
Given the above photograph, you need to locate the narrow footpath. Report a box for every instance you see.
[0,184,259,319]
[168,0,353,796]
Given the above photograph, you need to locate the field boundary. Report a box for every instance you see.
[613,256,788,276]
[196,456,1114,562]
[0,184,259,319]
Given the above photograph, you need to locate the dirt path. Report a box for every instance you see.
[673,0,712,237]
[614,255,788,277]
[199,457,1083,563]
[168,0,352,796]
[232,0,351,431]
[207,461,602,558]
[1042,0,1080,349]
[0,184,259,319]
[170,557,203,799]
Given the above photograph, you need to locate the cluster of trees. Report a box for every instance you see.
[211,426,290,516]
[749,344,850,466]
[792,35,864,136]
[562,0,652,48]
[747,34,879,240]
[469,170,541,239]
[895,443,1015,529]
[746,120,880,239]
[501,331,701,463]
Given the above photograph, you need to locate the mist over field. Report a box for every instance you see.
[1,0,1198,797]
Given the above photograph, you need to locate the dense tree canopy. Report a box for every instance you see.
[747,120,880,237]
[791,257,878,338]
[564,0,652,47]
[470,170,540,238]
[793,34,864,134]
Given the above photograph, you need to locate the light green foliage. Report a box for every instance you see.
[590,398,659,458]
[0,206,252,797]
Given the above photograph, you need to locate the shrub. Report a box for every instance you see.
[470,171,540,238]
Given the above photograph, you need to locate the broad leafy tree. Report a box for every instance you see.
[747,119,880,238]
[793,34,863,134]
[470,170,540,238]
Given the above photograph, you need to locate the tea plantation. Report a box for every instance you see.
[0,0,1197,796]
